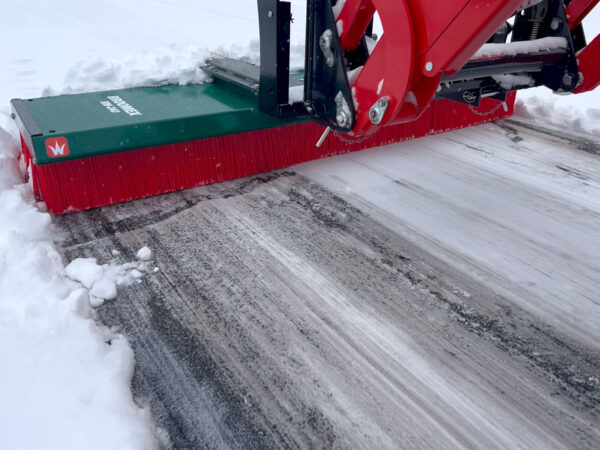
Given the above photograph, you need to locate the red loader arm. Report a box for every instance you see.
[329,0,600,136]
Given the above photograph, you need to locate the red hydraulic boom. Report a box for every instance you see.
[298,0,600,137]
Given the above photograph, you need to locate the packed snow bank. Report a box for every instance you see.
[39,40,307,98]
[0,123,160,449]
[515,90,600,138]
[40,46,210,97]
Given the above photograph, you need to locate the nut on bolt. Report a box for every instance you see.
[562,73,574,87]
[369,97,389,125]
[336,111,349,127]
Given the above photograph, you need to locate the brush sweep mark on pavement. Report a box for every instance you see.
[55,120,600,449]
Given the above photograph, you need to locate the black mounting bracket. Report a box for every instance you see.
[438,0,581,106]
[512,0,579,92]
[257,0,300,118]
[304,0,356,132]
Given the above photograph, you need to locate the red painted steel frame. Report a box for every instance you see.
[566,0,600,93]
[335,0,524,136]
[574,35,600,93]
[566,0,600,29]
[20,95,516,215]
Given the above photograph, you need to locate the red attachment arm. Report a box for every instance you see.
[566,0,600,29]
[564,0,600,93]
[337,0,418,135]
[420,0,525,77]
[336,0,599,135]
[336,0,525,136]
[574,34,600,93]
[336,0,376,51]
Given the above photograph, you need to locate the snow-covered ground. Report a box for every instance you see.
[0,0,599,448]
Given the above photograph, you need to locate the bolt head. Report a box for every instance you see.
[336,111,348,127]
[320,35,331,50]
[551,18,561,31]
[267,11,273,18]
[369,109,380,124]
[377,98,388,107]
[562,74,574,87]
[425,62,434,72]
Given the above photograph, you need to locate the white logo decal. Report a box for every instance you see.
[48,141,66,156]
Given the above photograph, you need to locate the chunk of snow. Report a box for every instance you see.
[90,277,118,301]
[65,258,103,289]
[377,79,384,96]
[130,269,144,279]
[289,85,304,103]
[65,256,152,305]
[136,246,152,261]
[492,74,534,90]
[336,20,343,37]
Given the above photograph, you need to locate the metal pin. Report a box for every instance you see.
[316,127,332,148]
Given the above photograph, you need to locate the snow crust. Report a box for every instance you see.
[473,37,568,59]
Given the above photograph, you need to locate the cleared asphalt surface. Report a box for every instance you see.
[55,120,600,449]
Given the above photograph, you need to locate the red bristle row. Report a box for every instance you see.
[23,95,515,214]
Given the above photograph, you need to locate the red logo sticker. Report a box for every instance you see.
[45,137,70,158]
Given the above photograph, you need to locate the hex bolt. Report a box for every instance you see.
[369,96,389,125]
[336,111,349,127]
[425,62,434,72]
[562,73,574,87]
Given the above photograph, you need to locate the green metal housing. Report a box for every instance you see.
[12,83,306,166]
